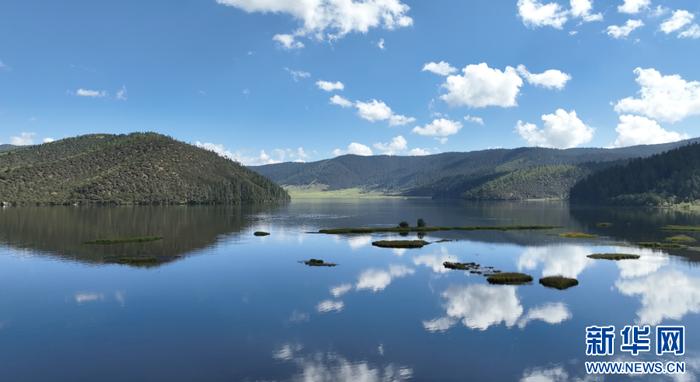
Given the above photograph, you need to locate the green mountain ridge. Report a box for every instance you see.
[252,138,700,200]
[570,143,700,206]
[0,133,289,205]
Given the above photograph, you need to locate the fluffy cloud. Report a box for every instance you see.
[316,300,344,313]
[115,86,127,101]
[517,245,593,278]
[330,283,353,298]
[516,109,594,149]
[354,99,415,126]
[316,80,344,92]
[194,141,308,165]
[333,142,373,156]
[606,19,644,39]
[75,88,107,98]
[422,61,457,76]
[679,24,700,39]
[570,0,602,22]
[412,118,463,138]
[355,265,414,292]
[441,63,523,108]
[614,67,700,123]
[285,68,311,81]
[618,0,650,14]
[517,0,568,29]
[408,148,431,156]
[412,247,459,274]
[516,65,571,90]
[329,94,353,108]
[616,270,700,325]
[273,33,304,49]
[613,115,688,147]
[516,302,571,328]
[42,137,55,144]
[373,135,407,155]
[440,284,524,330]
[464,115,484,125]
[660,9,694,34]
[10,132,36,146]
[218,0,413,46]
[377,38,385,50]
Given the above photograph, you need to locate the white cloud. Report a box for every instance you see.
[285,68,311,81]
[329,94,353,108]
[0,60,9,71]
[517,245,593,278]
[618,0,650,14]
[464,115,484,125]
[316,299,344,313]
[422,317,457,332]
[660,9,694,34]
[408,148,431,156]
[422,61,457,76]
[75,88,107,98]
[516,109,594,149]
[373,135,407,155]
[330,283,353,298]
[10,132,35,146]
[74,292,104,304]
[218,0,413,45]
[570,0,603,22]
[516,65,571,90]
[679,24,700,39]
[412,247,459,274]
[606,19,644,38]
[516,302,571,328]
[440,63,523,108]
[333,142,373,156]
[440,284,524,330]
[316,80,344,92]
[42,137,55,143]
[116,86,127,101]
[354,99,414,126]
[412,118,463,139]
[616,270,700,325]
[613,115,688,147]
[356,265,414,292]
[194,141,308,165]
[273,33,304,49]
[517,0,569,29]
[377,38,385,50]
[614,67,700,123]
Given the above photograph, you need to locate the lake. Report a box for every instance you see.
[0,199,698,381]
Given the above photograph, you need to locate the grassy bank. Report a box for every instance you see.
[285,185,400,199]
[319,225,559,234]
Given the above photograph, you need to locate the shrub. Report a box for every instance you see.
[398,221,410,228]
[417,218,426,227]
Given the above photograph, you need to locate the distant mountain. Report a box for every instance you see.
[252,138,700,200]
[570,143,700,206]
[0,144,16,152]
[0,133,289,205]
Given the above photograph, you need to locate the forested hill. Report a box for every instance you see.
[0,133,289,205]
[252,138,700,200]
[570,143,700,206]
[0,144,16,152]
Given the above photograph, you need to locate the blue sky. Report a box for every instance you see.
[1,0,700,164]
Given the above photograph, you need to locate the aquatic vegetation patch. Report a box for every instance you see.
[539,276,579,290]
[106,256,162,267]
[637,242,683,249]
[587,253,640,261]
[319,225,559,234]
[662,225,700,232]
[486,272,533,285]
[666,234,696,243]
[559,232,597,239]
[303,259,337,267]
[443,261,479,270]
[84,236,163,245]
[254,231,270,236]
[372,240,429,248]
[596,222,613,228]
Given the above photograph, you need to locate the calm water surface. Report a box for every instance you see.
[0,200,699,381]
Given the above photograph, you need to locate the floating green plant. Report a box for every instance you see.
[539,276,579,290]
[587,253,640,260]
[372,240,429,248]
[486,272,533,285]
